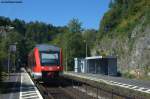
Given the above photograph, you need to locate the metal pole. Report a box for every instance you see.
[14,53,16,72]
[86,84,87,96]
[108,62,109,76]
[95,60,96,74]
[66,47,68,71]
[66,53,68,71]
[96,87,98,99]
[107,58,109,76]
[85,40,88,73]
[7,49,10,78]
[86,42,87,57]
[111,89,113,99]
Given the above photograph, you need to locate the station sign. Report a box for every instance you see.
[9,44,16,52]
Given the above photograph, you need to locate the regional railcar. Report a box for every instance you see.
[28,44,63,80]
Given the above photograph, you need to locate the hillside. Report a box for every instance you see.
[94,0,150,78]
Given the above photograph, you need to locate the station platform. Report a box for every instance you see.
[64,72,150,94]
[0,68,43,99]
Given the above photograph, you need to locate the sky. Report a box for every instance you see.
[0,0,110,29]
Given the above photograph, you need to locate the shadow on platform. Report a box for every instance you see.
[0,81,20,94]
[0,80,37,94]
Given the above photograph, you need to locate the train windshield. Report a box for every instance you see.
[40,52,60,66]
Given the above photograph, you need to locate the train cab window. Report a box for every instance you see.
[40,52,60,66]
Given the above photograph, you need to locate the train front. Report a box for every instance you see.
[38,45,63,81]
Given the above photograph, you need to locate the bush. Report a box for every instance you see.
[117,71,122,77]
[123,72,136,79]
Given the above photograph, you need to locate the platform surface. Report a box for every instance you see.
[64,72,150,94]
[20,68,43,99]
[0,68,43,99]
[0,73,21,99]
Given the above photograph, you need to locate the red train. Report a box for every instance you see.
[27,44,63,80]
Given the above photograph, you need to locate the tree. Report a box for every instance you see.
[12,19,26,36]
[0,16,87,72]
[63,19,85,70]
[68,18,83,33]
[0,16,11,26]
[83,29,97,55]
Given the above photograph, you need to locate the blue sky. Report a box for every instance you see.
[0,0,110,29]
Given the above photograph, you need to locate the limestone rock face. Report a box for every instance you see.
[130,25,150,70]
[93,17,150,74]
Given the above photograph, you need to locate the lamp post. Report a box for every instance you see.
[2,26,14,78]
[7,49,10,76]
[86,42,87,58]
[8,43,17,74]
[84,40,88,73]
[84,40,88,58]
[66,46,68,71]
[0,26,14,39]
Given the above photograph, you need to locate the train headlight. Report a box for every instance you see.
[57,66,60,69]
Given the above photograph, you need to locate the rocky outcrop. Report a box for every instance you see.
[93,17,150,76]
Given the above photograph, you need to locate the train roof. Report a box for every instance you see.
[35,44,60,52]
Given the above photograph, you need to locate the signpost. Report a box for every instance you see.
[9,44,16,52]
[8,43,17,77]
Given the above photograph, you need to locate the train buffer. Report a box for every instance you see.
[0,68,43,99]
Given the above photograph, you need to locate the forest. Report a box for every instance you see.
[0,17,97,74]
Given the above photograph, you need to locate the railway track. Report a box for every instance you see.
[41,83,73,99]
[27,69,150,99]
[35,77,94,99]
[46,87,71,99]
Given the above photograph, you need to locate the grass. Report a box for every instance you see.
[0,71,9,93]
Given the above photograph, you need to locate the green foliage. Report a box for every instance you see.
[0,16,97,72]
[122,72,136,79]
[96,0,150,75]
[0,16,11,26]
[0,16,66,68]
[12,19,26,35]
[83,29,97,49]
[98,0,149,39]
[26,21,49,43]
[68,18,83,33]
[51,19,86,71]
